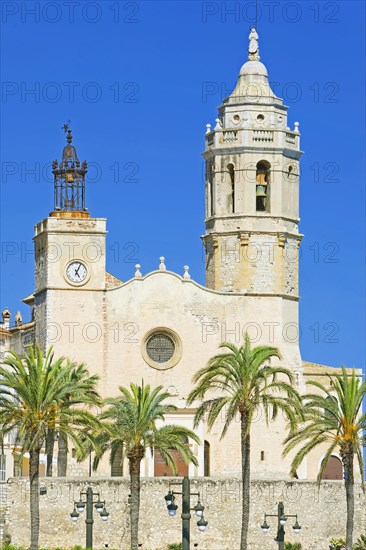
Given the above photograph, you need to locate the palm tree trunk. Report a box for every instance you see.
[129,455,142,550]
[240,413,250,550]
[57,432,68,476]
[344,452,354,550]
[29,448,40,550]
[45,428,54,477]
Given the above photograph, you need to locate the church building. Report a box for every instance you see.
[1,30,355,484]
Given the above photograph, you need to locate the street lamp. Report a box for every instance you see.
[164,476,208,550]
[70,486,109,550]
[260,501,301,550]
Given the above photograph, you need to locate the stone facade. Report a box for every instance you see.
[2,478,365,549]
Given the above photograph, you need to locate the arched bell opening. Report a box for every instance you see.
[256,160,271,212]
[227,163,235,214]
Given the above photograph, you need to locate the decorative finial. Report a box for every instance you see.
[15,311,22,326]
[159,257,166,271]
[294,122,300,133]
[134,264,142,278]
[206,123,211,134]
[2,307,11,319]
[248,28,260,61]
[2,307,11,328]
[66,129,73,144]
[183,266,191,280]
[214,118,222,130]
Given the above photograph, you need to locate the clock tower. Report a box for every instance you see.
[33,128,107,350]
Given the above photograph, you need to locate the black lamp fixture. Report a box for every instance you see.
[163,476,208,550]
[260,502,301,550]
[70,486,109,549]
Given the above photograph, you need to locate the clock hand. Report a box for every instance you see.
[74,264,81,278]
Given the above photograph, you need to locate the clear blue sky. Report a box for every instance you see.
[1,1,365,372]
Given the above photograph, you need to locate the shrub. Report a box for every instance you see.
[284,543,303,550]
[330,539,346,550]
[353,534,366,550]
[167,544,182,550]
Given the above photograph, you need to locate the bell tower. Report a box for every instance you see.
[51,126,89,218]
[202,29,303,297]
[33,127,107,349]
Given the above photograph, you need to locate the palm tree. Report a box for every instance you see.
[57,362,101,476]
[186,333,303,550]
[91,382,200,550]
[0,345,101,550]
[44,362,101,477]
[283,367,366,550]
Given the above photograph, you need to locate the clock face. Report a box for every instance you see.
[66,261,88,284]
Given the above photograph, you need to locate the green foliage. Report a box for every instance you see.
[3,546,93,550]
[167,544,182,550]
[0,345,102,456]
[330,538,346,549]
[284,543,303,550]
[283,368,366,485]
[91,381,200,474]
[187,332,303,437]
[353,534,366,550]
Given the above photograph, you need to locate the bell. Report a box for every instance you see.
[256,184,267,197]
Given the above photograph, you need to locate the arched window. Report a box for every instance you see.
[227,163,235,213]
[111,445,123,477]
[324,395,338,422]
[256,161,270,212]
[154,437,189,477]
[321,455,343,480]
[204,441,210,477]
[207,162,214,216]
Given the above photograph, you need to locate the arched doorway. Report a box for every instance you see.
[321,455,343,480]
[154,437,189,477]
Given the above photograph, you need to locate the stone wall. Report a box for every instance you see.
[2,478,365,550]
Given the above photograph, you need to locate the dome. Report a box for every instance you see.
[239,60,268,77]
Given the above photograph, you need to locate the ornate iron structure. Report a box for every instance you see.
[52,126,88,213]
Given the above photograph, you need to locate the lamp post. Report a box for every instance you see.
[260,501,301,550]
[70,485,109,550]
[164,476,208,550]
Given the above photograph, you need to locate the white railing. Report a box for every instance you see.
[285,132,296,144]
[253,130,274,142]
[222,130,238,143]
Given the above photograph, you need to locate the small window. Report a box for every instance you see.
[260,451,265,461]
[111,445,123,477]
[204,441,210,476]
[0,454,5,481]
[257,114,265,122]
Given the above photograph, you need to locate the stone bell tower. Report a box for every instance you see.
[33,127,106,351]
[202,29,303,298]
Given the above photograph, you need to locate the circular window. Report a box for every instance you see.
[233,114,240,122]
[146,333,175,363]
[257,114,265,122]
[142,328,182,370]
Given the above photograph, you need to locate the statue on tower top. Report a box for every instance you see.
[248,28,260,61]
